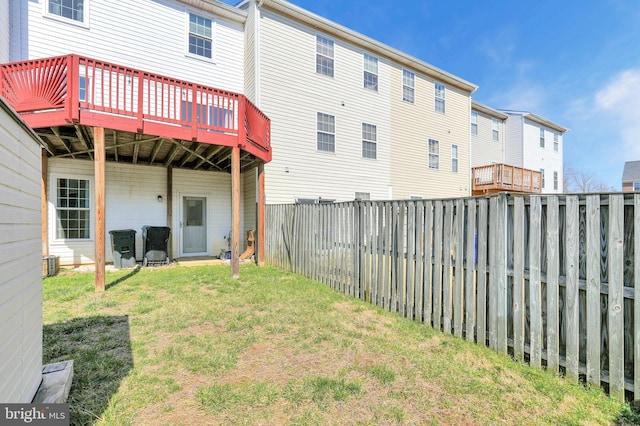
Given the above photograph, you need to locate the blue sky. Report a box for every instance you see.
[222,0,640,189]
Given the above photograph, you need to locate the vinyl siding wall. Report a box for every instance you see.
[390,65,472,199]
[504,114,523,167]
[259,10,392,204]
[0,106,43,403]
[47,159,250,265]
[522,119,564,193]
[13,0,245,92]
[470,109,504,167]
[243,2,257,102]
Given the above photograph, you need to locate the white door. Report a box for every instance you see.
[181,196,207,255]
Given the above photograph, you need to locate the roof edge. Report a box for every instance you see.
[472,101,508,120]
[260,0,478,93]
[179,0,247,24]
[500,110,568,133]
[0,96,49,151]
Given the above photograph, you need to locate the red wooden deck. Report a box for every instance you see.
[0,54,271,162]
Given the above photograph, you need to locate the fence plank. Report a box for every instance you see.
[424,201,433,326]
[565,195,580,382]
[609,194,625,401]
[529,196,542,367]
[465,199,476,342]
[376,203,384,308]
[400,202,408,316]
[635,194,640,400]
[415,202,425,323]
[488,197,498,350]
[586,194,601,385]
[385,202,392,311]
[477,198,488,346]
[433,201,443,330]
[496,194,508,354]
[443,201,454,334]
[513,196,525,360]
[454,198,465,337]
[407,202,416,319]
[546,196,560,372]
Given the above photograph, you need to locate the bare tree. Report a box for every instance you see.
[563,167,615,193]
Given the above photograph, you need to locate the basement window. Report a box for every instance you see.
[55,177,91,240]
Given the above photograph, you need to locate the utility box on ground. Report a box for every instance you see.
[109,229,137,268]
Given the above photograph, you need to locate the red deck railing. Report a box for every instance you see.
[0,54,271,162]
[472,164,542,194]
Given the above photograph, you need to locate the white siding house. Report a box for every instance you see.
[501,110,567,194]
[0,98,44,402]
[10,0,246,92]
[5,0,261,266]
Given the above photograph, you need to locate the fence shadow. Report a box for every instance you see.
[43,315,133,425]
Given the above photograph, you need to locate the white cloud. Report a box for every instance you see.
[595,69,640,158]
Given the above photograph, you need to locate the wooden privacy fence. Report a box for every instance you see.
[264,193,640,402]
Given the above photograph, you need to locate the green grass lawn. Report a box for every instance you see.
[43,264,638,425]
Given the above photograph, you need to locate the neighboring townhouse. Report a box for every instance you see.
[470,102,544,196]
[470,102,507,168]
[4,0,271,276]
[622,161,640,192]
[240,0,477,203]
[500,110,567,194]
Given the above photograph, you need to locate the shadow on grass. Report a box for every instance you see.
[106,265,141,290]
[614,400,640,425]
[43,315,133,426]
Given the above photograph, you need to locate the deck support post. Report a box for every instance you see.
[257,162,265,266]
[167,166,173,260]
[231,146,241,278]
[41,149,48,256]
[94,127,106,291]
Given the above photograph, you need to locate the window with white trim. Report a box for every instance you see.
[429,139,439,169]
[316,35,334,77]
[471,111,478,135]
[540,168,545,189]
[79,76,87,102]
[362,123,377,159]
[634,182,640,192]
[492,118,499,141]
[363,53,378,91]
[355,192,370,200]
[317,112,335,152]
[554,133,559,152]
[56,177,90,239]
[553,171,558,190]
[435,82,445,113]
[451,144,459,173]
[403,69,415,103]
[188,13,213,59]
[539,128,545,148]
[48,0,85,22]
